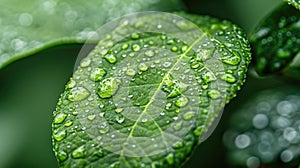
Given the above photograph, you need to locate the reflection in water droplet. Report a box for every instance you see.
[252,114,269,129]
[72,146,85,159]
[97,78,120,98]
[115,108,123,113]
[235,134,251,149]
[166,153,174,164]
[66,79,76,89]
[122,43,129,50]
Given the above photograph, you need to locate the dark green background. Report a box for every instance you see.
[0,0,287,167]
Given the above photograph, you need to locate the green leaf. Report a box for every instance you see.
[285,0,300,10]
[224,87,300,168]
[250,4,300,77]
[52,12,251,168]
[0,0,183,70]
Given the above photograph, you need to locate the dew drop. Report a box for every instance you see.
[183,111,195,120]
[208,90,221,99]
[53,130,66,141]
[67,87,90,102]
[87,114,96,121]
[132,44,141,51]
[201,72,216,83]
[90,68,106,81]
[72,146,85,159]
[80,58,91,67]
[222,53,241,65]
[173,141,184,149]
[163,62,172,68]
[166,153,174,164]
[131,33,140,39]
[66,79,76,89]
[173,121,182,131]
[222,73,236,83]
[138,63,148,71]
[175,96,189,107]
[105,54,117,64]
[115,108,123,113]
[121,43,129,50]
[99,124,110,134]
[64,121,73,127]
[145,50,154,57]
[54,113,67,124]
[97,78,120,98]
[58,151,68,161]
[171,46,178,52]
[116,115,125,124]
[125,69,136,76]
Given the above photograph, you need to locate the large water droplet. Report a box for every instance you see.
[166,153,174,164]
[97,78,120,98]
[183,111,195,120]
[145,50,154,57]
[54,113,67,124]
[208,90,221,99]
[53,130,66,141]
[116,115,125,124]
[222,52,241,65]
[125,69,136,76]
[72,146,85,159]
[105,54,117,64]
[132,44,141,51]
[19,13,33,26]
[67,87,90,102]
[138,63,148,71]
[87,114,96,121]
[280,149,294,163]
[175,96,189,107]
[90,68,106,81]
[80,58,91,68]
[58,151,68,161]
[222,73,236,83]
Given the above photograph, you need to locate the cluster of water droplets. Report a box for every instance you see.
[51,11,243,167]
[223,88,300,168]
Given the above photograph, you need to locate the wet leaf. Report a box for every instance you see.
[250,4,300,78]
[0,0,183,70]
[52,12,251,168]
[285,0,300,10]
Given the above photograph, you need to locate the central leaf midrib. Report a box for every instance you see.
[119,33,205,158]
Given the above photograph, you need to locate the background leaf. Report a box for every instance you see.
[52,12,251,168]
[224,86,300,168]
[0,0,183,70]
[285,0,300,10]
[250,4,300,77]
